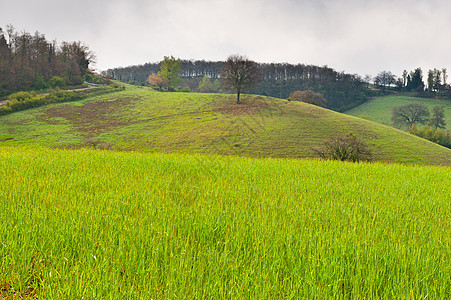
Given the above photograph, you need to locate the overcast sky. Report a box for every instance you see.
[1,0,450,77]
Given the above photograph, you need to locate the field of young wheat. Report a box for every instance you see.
[1,145,450,298]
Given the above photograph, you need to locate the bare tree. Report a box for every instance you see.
[391,103,430,128]
[428,106,446,129]
[363,74,373,88]
[313,133,372,162]
[220,55,260,104]
[374,71,396,89]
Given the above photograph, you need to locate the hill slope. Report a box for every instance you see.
[345,95,451,130]
[1,85,450,165]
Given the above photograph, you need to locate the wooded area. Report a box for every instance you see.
[0,25,95,96]
[106,60,374,111]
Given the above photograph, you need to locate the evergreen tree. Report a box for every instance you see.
[406,68,424,92]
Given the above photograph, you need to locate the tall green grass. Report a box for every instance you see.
[0,146,450,298]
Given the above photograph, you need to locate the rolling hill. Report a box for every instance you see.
[1,85,451,298]
[344,94,451,130]
[1,84,450,165]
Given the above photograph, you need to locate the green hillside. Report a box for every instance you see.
[345,95,451,130]
[1,85,450,165]
[1,145,450,298]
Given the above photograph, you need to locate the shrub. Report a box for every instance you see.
[288,90,327,107]
[83,74,110,85]
[408,125,451,149]
[0,105,12,115]
[33,74,48,90]
[1,90,78,115]
[49,76,66,88]
[360,115,372,121]
[313,133,372,162]
[9,91,35,101]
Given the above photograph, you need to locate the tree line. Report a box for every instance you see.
[371,67,450,96]
[0,25,95,97]
[391,103,449,148]
[106,59,374,111]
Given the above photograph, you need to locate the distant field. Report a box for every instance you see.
[1,145,450,298]
[345,95,451,130]
[1,84,450,165]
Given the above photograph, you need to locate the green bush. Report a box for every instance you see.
[0,90,79,116]
[9,91,35,101]
[408,125,451,148]
[49,76,66,88]
[0,85,120,116]
[83,74,110,85]
[33,74,48,90]
[0,105,12,115]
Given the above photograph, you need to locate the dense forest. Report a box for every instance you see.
[106,60,374,111]
[0,25,95,96]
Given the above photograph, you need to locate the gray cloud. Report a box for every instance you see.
[1,0,450,77]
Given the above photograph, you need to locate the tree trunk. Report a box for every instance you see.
[236,90,241,104]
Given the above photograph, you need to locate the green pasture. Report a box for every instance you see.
[0,145,450,298]
[1,85,450,165]
[345,95,451,130]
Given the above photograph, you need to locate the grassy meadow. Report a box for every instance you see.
[1,145,450,298]
[345,95,451,130]
[1,85,450,165]
[1,84,451,298]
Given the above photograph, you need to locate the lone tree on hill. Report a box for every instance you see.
[220,55,260,104]
[391,103,430,128]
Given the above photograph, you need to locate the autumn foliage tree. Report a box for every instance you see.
[147,74,167,91]
[220,55,260,104]
[288,90,327,107]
